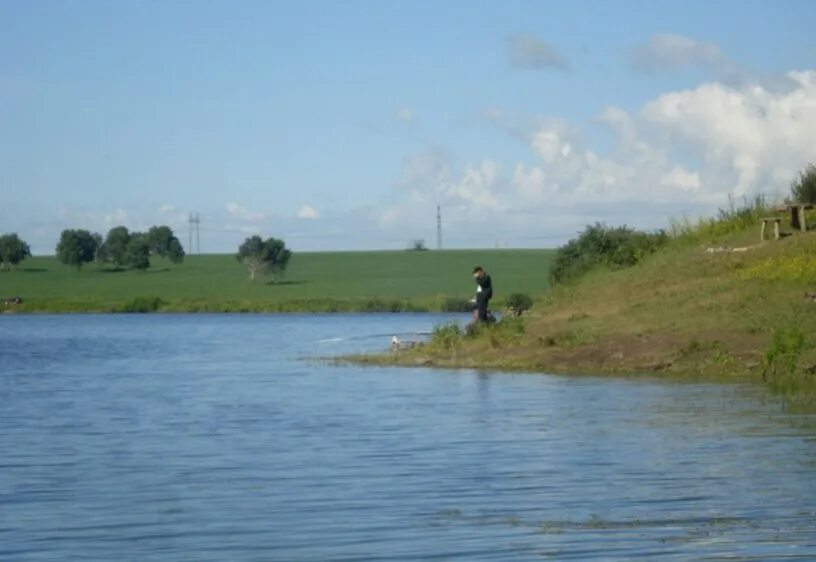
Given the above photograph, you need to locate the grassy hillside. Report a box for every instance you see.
[358,213,816,408]
[0,249,554,313]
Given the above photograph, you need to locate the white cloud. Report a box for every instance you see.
[631,33,734,75]
[395,108,414,122]
[513,163,557,200]
[531,128,572,162]
[158,203,176,214]
[225,202,265,222]
[641,71,816,197]
[379,151,507,237]
[104,209,128,227]
[507,34,568,70]
[297,205,320,219]
[660,166,701,192]
[381,68,816,245]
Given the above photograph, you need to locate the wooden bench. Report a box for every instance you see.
[760,217,781,241]
[774,203,813,232]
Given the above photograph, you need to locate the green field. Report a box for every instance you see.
[0,250,555,313]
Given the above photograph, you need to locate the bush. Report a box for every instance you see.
[551,223,668,283]
[119,296,165,313]
[791,163,816,204]
[505,293,533,316]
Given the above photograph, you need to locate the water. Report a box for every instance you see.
[1,314,815,561]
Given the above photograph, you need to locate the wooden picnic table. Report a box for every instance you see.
[760,204,812,242]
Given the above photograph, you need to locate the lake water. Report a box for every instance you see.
[1,314,815,561]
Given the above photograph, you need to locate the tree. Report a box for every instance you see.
[167,237,185,264]
[103,226,131,266]
[147,225,185,263]
[123,233,150,270]
[791,163,816,204]
[0,233,31,270]
[56,229,98,270]
[236,236,292,281]
[409,239,428,251]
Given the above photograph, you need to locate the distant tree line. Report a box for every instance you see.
[1,228,292,279]
[56,225,185,270]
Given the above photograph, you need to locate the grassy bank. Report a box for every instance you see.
[353,211,816,408]
[0,249,554,313]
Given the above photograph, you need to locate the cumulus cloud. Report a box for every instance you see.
[507,34,568,70]
[395,108,414,122]
[380,150,508,238]
[660,166,701,193]
[104,209,128,227]
[641,71,816,197]
[381,69,816,245]
[297,205,320,219]
[158,203,176,214]
[225,202,265,222]
[518,70,815,208]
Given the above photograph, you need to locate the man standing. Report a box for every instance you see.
[472,265,493,322]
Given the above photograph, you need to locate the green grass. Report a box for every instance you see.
[0,249,554,313]
[359,211,816,409]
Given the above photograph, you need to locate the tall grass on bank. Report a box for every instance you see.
[670,195,771,242]
[762,322,816,408]
[429,316,526,352]
[430,323,464,350]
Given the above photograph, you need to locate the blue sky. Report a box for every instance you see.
[2,0,815,253]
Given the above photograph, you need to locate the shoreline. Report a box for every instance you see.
[1,297,453,315]
[340,336,762,385]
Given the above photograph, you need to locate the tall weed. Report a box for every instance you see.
[431,323,464,350]
[670,195,770,242]
[761,325,808,398]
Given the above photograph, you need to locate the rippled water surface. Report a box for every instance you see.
[2,314,816,561]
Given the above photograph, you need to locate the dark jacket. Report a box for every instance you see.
[476,273,493,303]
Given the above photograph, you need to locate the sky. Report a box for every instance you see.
[1,0,815,254]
